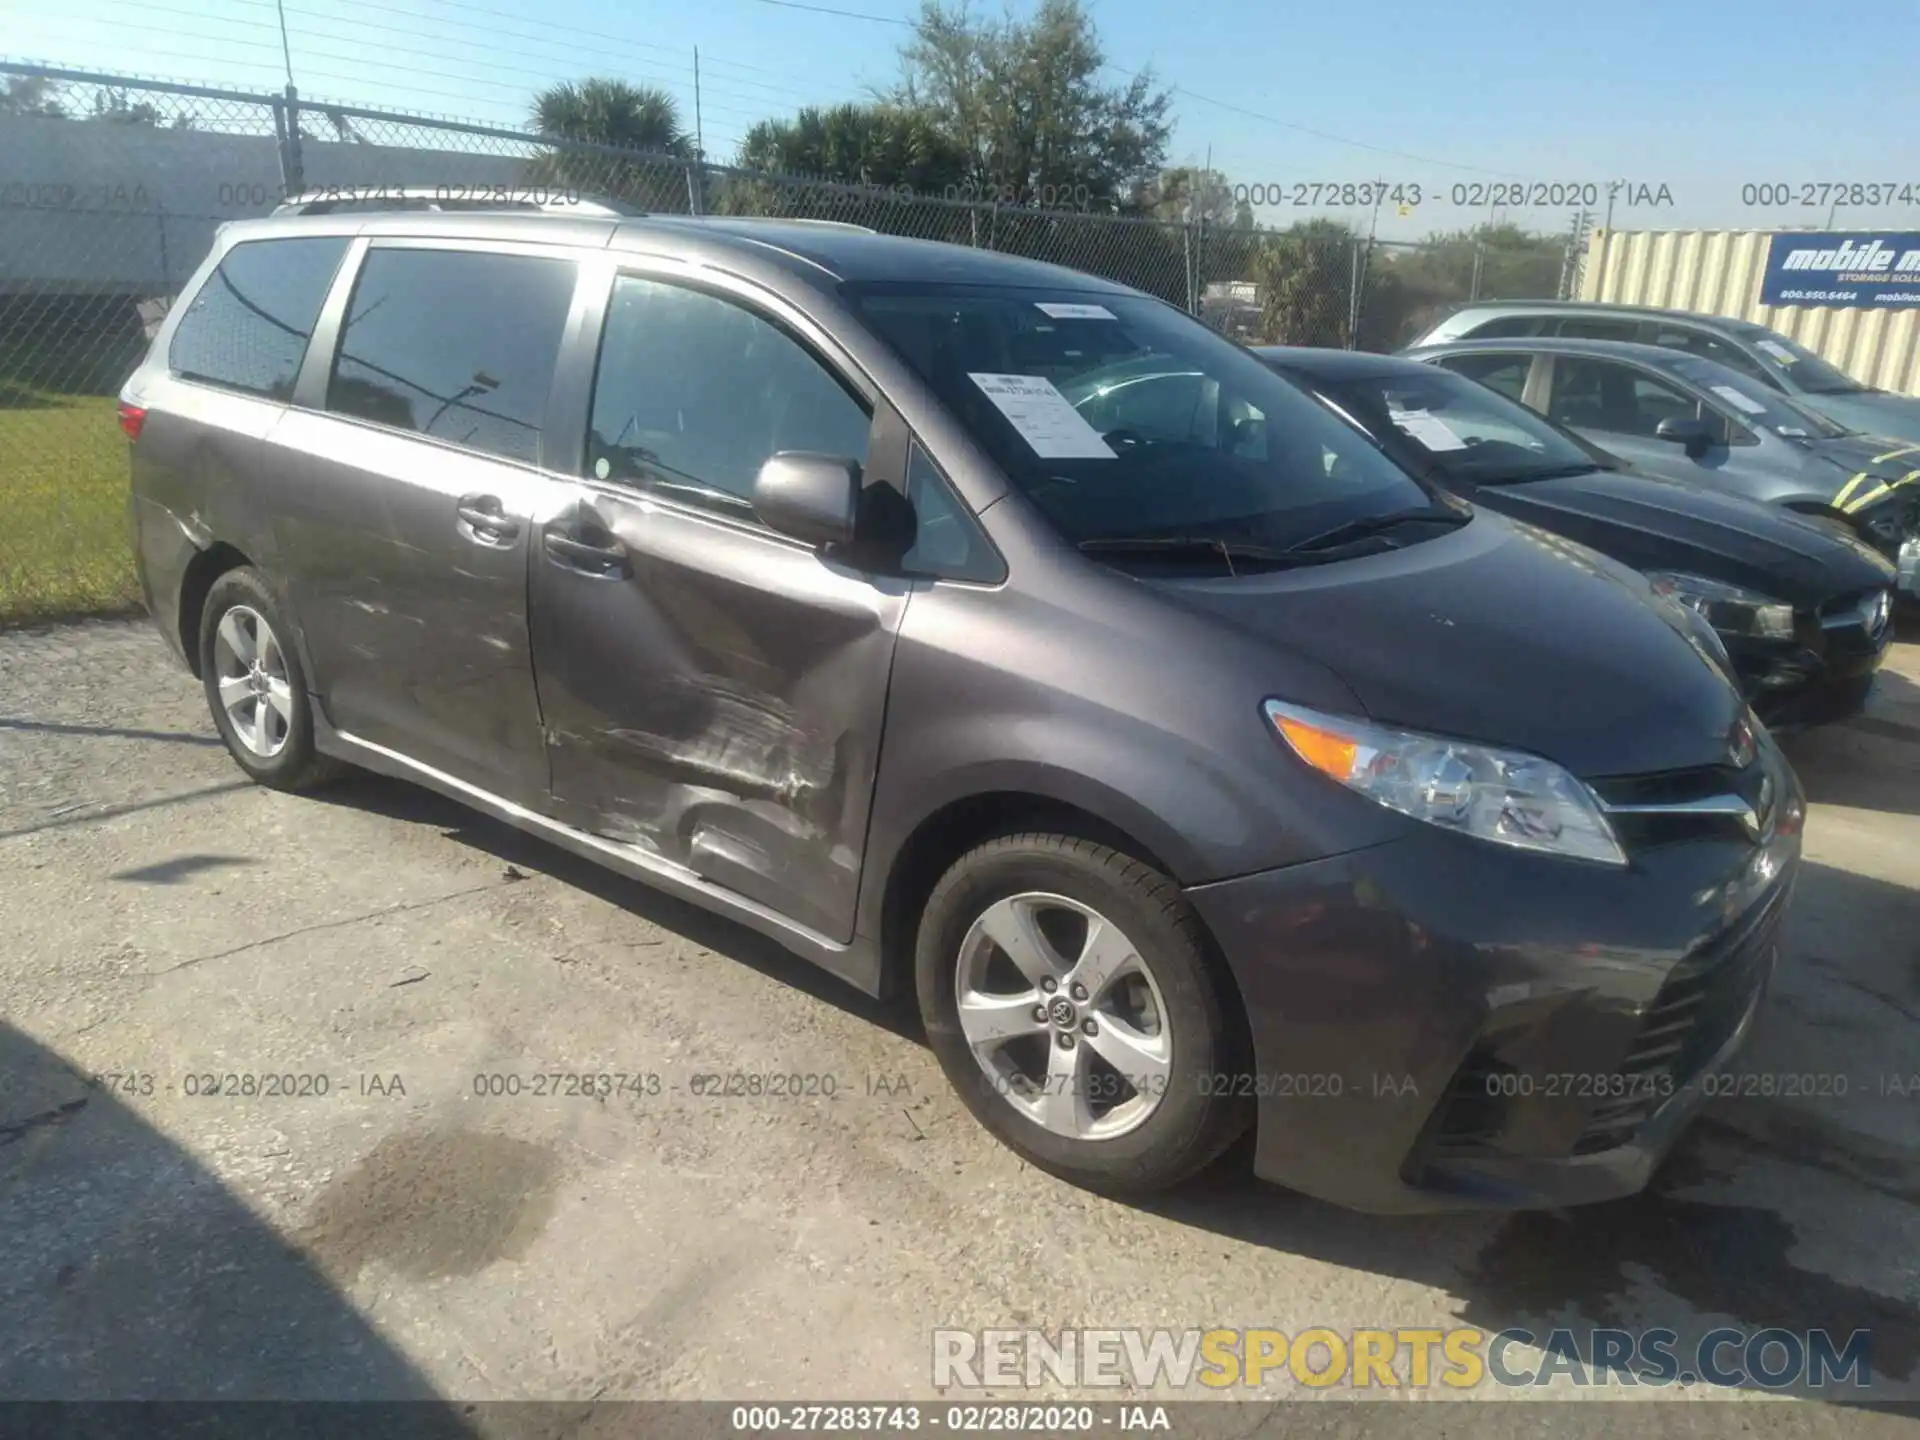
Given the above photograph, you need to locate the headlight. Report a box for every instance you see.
[1264,701,1626,866]
[1645,572,1796,641]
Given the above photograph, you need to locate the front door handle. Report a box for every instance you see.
[455,494,520,544]
[542,528,628,576]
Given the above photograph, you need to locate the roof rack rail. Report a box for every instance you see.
[698,215,877,235]
[271,187,643,217]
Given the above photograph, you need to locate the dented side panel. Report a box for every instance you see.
[531,490,907,943]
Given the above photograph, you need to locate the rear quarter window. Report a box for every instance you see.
[167,237,349,400]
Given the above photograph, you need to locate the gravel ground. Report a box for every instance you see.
[2,618,1918,1436]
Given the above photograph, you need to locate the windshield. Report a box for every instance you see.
[1723,322,1870,395]
[848,284,1440,553]
[1301,365,1611,485]
[1665,356,1855,439]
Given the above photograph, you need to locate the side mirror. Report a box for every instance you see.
[1655,416,1714,452]
[752,453,861,549]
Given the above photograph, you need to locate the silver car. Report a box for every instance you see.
[1404,335,1920,595]
[1408,299,1920,444]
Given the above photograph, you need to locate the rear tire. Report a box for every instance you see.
[198,567,344,792]
[915,833,1251,1194]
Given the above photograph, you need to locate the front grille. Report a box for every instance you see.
[1571,882,1787,1154]
[1819,588,1893,652]
[1589,760,1775,851]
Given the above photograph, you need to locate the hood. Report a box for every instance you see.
[1153,512,1747,780]
[1469,465,1895,607]
[1801,433,1920,510]
[1794,390,1920,444]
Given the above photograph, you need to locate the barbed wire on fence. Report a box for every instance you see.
[0,59,1578,619]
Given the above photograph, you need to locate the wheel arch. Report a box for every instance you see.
[869,777,1232,1014]
[176,541,254,678]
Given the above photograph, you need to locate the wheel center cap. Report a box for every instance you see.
[1047,996,1077,1029]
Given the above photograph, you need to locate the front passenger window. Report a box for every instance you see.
[587,275,871,515]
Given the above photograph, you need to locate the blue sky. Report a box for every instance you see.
[5,0,1920,240]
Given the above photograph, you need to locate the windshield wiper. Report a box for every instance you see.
[1076,535,1323,574]
[1282,504,1469,554]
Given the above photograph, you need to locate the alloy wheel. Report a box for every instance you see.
[212,604,293,759]
[953,891,1172,1140]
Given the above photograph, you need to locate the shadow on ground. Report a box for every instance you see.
[309,767,1920,1406]
[306,772,924,1044]
[0,1021,479,1424]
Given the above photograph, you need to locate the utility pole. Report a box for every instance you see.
[693,48,705,162]
[274,0,295,86]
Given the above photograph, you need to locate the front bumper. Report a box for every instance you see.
[1186,780,1800,1214]
[1728,594,1891,730]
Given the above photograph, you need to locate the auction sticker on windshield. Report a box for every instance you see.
[1755,338,1800,365]
[1035,302,1118,320]
[970,373,1118,458]
[1389,408,1469,451]
[1712,384,1770,415]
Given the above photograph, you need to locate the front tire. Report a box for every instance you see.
[915,833,1251,1194]
[199,567,343,791]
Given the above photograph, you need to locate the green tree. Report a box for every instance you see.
[1369,222,1566,348]
[0,76,66,118]
[892,0,1173,212]
[87,89,162,125]
[1250,218,1359,346]
[528,78,694,211]
[1139,166,1251,228]
[737,103,968,195]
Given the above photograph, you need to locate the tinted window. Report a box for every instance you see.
[900,443,1001,582]
[851,285,1436,554]
[1545,357,1732,442]
[1722,322,1869,396]
[1646,324,1770,382]
[1317,367,1606,485]
[588,275,871,515]
[168,237,348,399]
[1665,357,1852,440]
[327,248,576,465]
[1463,316,1541,339]
[1553,317,1642,341]
[1435,351,1531,401]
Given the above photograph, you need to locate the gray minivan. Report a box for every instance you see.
[121,210,1800,1213]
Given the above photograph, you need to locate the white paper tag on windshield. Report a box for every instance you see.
[1035,302,1117,320]
[1711,384,1768,415]
[1388,408,1469,451]
[1755,339,1798,364]
[969,373,1117,458]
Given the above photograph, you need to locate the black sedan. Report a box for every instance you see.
[1399,335,1920,594]
[1257,346,1897,728]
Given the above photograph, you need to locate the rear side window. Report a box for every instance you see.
[168,237,348,400]
[1434,351,1532,402]
[1552,317,1641,342]
[327,248,577,465]
[1462,316,1541,339]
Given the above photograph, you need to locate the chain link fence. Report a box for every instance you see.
[0,60,1574,621]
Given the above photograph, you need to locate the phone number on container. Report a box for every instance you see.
[731,1406,1098,1432]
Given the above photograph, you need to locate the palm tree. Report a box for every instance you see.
[529,79,694,211]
